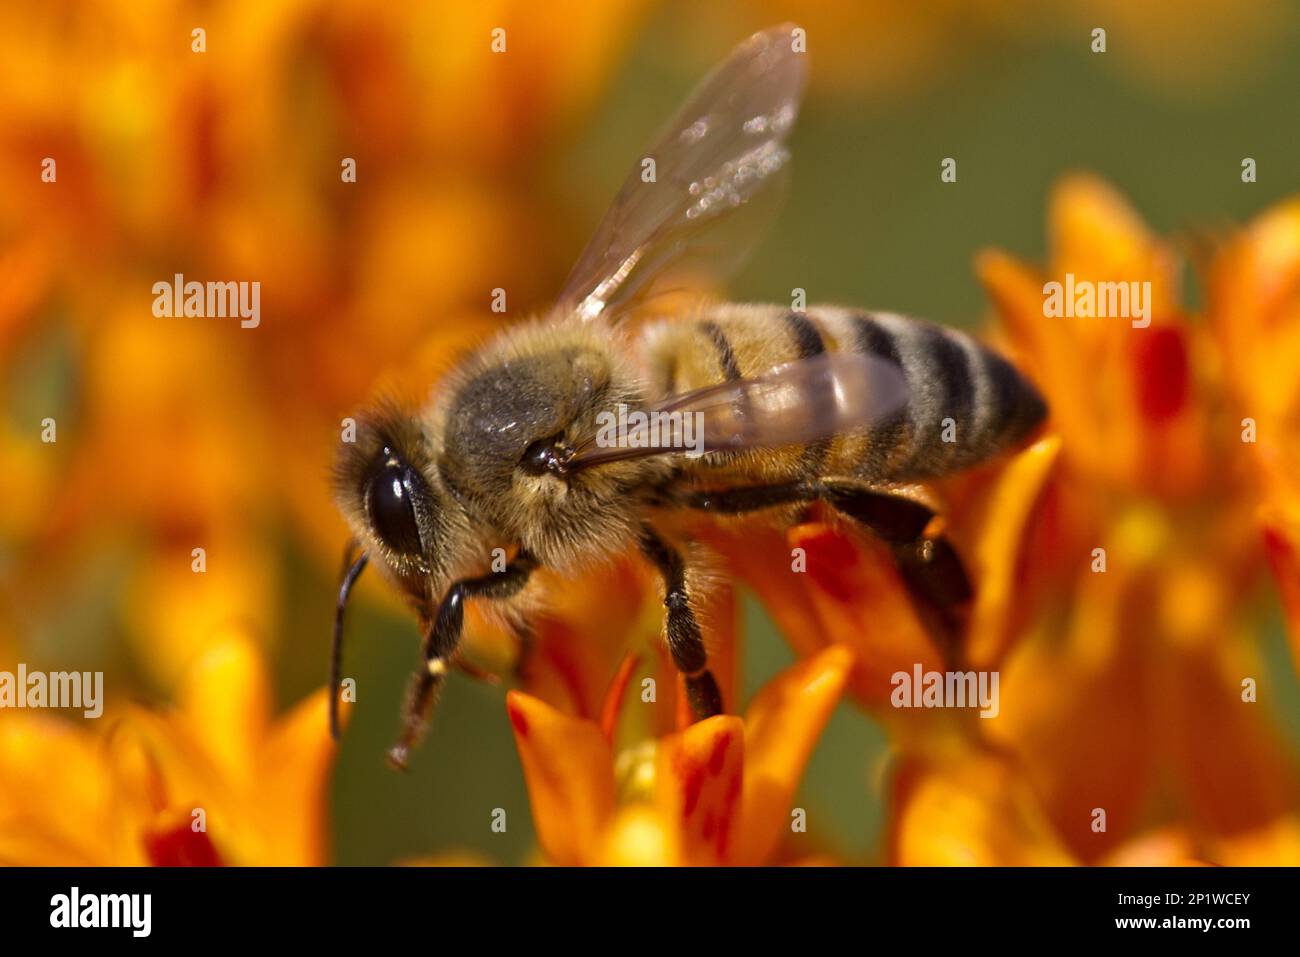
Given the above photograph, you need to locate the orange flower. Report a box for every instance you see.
[1207,196,1300,667]
[692,174,1300,867]
[0,629,338,865]
[508,645,853,866]
[888,746,1075,867]
[889,744,1300,867]
[955,174,1300,864]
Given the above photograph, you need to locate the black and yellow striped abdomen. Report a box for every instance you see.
[640,304,1047,484]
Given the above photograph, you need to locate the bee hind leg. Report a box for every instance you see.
[818,480,973,644]
[679,479,973,648]
[638,525,724,721]
[387,552,538,771]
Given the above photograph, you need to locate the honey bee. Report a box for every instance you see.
[331,24,1047,769]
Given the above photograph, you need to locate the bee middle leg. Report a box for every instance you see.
[638,525,724,721]
[682,479,973,640]
[388,553,537,770]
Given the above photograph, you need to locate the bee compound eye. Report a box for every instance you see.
[365,457,425,557]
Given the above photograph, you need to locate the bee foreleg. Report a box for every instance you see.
[387,553,538,771]
[638,526,724,721]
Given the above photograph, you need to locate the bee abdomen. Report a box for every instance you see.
[782,311,833,476]
[841,310,1046,480]
[643,304,1045,484]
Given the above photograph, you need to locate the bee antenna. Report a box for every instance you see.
[331,542,369,741]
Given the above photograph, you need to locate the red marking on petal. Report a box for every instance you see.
[507,701,529,737]
[598,651,641,743]
[144,821,223,867]
[718,774,743,860]
[799,526,862,604]
[676,751,705,819]
[1134,325,1189,421]
[726,771,743,806]
[708,730,731,775]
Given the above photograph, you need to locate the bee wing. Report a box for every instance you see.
[567,351,909,469]
[557,23,807,322]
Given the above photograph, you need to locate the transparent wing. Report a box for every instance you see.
[557,23,807,322]
[567,351,909,469]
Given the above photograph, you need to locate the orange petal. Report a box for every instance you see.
[959,436,1061,668]
[1051,176,1183,422]
[793,523,942,706]
[523,556,659,720]
[124,541,275,694]
[655,715,744,866]
[981,175,1188,491]
[1209,197,1300,423]
[736,645,854,865]
[1049,174,1163,288]
[974,247,1054,368]
[599,651,642,742]
[1101,828,1207,867]
[1208,816,1300,867]
[176,629,271,791]
[0,715,117,865]
[702,522,826,662]
[984,563,1151,861]
[252,688,340,865]
[977,248,1099,481]
[506,690,615,866]
[1159,638,1300,841]
[888,751,1074,866]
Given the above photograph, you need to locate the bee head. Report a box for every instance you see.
[333,403,464,598]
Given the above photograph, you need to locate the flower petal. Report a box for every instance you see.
[506,690,615,866]
[1159,638,1300,841]
[736,645,853,866]
[793,522,943,707]
[958,436,1061,668]
[0,715,117,865]
[251,688,339,866]
[655,714,744,866]
[523,556,660,721]
[176,628,271,791]
[701,523,826,662]
[1209,197,1300,426]
[984,564,1151,861]
[889,751,1074,866]
[1209,816,1300,867]
[1101,829,1207,867]
[1049,174,1165,291]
